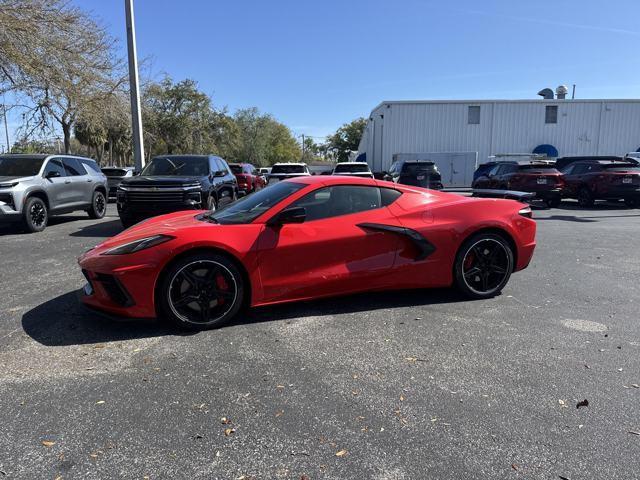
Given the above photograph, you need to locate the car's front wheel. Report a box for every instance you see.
[624,197,639,208]
[157,252,245,330]
[454,233,514,299]
[23,196,48,233]
[546,197,561,208]
[87,190,107,219]
[577,187,595,207]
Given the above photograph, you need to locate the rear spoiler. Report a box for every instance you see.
[472,189,536,201]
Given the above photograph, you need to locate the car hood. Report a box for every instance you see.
[0,175,35,184]
[121,176,203,187]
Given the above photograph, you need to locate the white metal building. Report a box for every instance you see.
[357,98,640,187]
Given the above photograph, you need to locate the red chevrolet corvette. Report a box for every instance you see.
[78,176,536,330]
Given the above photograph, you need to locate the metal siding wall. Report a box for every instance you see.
[358,100,640,174]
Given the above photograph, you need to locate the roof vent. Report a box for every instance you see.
[556,85,569,100]
[538,88,554,100]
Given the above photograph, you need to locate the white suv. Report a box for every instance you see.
[332,162,374,178]
[267,163,311,185]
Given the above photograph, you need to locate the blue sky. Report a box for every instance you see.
[5,0,640,146]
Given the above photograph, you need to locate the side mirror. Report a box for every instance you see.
[214,170,227,177]
[45,171,60,179]
[267,206,306,226]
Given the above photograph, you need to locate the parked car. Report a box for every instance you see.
[473,161,500,182]
[79,175,536,330]
[117,155,238,228]
[384,160,443,189]
[332,162,374,178]
[561,159,640,207]
[102,166,135,200]
[228,163,266,194]
[258,167,271,176]
[555,156,623,172]
[0,154,107,232]
[472,161,564,207]
[267,163,311,185]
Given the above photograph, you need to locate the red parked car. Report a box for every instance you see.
[78,176,536,330]
[560,159,640,207]
[228,163,265,194]
[472,161,564,207]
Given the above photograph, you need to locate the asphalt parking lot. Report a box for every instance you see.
[1,201,639,479]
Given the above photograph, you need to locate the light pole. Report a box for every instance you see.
[2,97,10,153]
[125,0,145,171]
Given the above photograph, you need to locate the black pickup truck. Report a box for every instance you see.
[116,155,238,228]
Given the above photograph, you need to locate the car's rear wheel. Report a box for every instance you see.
[624,197,639,208]
[158,253,245,330]
[206,194,217,212]
[23,196,48,233]
[87,190,107,219]
[454,233,513,299]
[546,197,561,208]
[577,187,595,207]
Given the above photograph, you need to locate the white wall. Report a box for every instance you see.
[359,100,640,177]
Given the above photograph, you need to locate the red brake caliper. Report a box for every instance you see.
[464,252,475,271]
[216,274,229,305]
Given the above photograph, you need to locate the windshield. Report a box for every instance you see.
[602,164,640,171]
[334,163,370,173]
[206,181,306,225]
[401,163,438,175]
[271,164,305,175]
[141,156,209,176]
[0,156,44,177]
[102,168,128,177]
[229,164,243,174]
[518,165,559,173]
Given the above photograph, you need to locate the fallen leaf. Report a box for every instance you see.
[558,399,566,407]
[275,410,284,417]
[89,453,98,459]
[221,417,231,424]
[95,400,105,405]
[629,431,640,436]
[559,476,570,480]
[42,440,55,447]
[576,399,589,409]
[276,385,285,389]
[224,428,236,436]
[633,384,640,389]
[511,464,518,471]
[335,449,347,457]
[400,395,405,402]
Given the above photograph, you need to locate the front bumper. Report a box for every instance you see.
[0,202,22,223]
[78,253,161,318]
[117,201,202,220]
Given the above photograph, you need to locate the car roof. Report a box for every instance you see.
[287,175,377,186]
[272,162,307,166]
[335,162,369,166]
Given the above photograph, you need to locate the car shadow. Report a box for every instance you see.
[69,218,124,238]
[22,288,471,347]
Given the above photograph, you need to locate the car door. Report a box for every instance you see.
[561,164,579,196]
[61,157,90,205]
[42,158,70,210]
[256,184,402,303]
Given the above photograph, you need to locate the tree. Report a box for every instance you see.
[325,117,367,162]
[143,77,218,155]
[0,0,123,153]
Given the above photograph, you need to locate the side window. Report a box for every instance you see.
[43,159,66,178]
[216,158,229,174]
[505,165,518,174]
[380,187,402,206]
[244,165,252,174]
[488,165,501,176]
[290,185,384,222]
[81,159,101,174]
[62,158,86,176]
[545,105,558,124]
[468,105,480,124]
[562,165,575,175]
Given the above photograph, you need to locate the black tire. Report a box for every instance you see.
[157,252,245,330]
[87,190,107,219]
[546,197,561,208]
[22,196,48,233]
[577,187,595,207]
[453,233,514,299]
[624,197,640,208]
[206,194,217,212]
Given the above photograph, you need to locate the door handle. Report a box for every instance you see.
[64,180,71,184]
[87,179,93,182]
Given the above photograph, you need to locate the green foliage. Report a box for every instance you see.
[325,117,367,162]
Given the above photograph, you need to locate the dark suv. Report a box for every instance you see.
[384,160,443,189]
[472,161,564,207]
[561,159,640,207]
[117,155,238,228]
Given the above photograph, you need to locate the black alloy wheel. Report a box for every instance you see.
[88,191,107,219]
[454,233,513,299]
[577,187,595,207]
[159,253,244,330]
[624,197,639,208]
[23,197,48,233]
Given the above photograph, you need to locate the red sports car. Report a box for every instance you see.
[78,176,536,330]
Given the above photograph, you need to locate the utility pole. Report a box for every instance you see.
[2,97,10,153]
[301,134,305,161]
[125,0,145,171]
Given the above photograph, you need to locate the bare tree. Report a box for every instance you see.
[0,0,124,152]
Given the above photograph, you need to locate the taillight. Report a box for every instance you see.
[518,206,533,218]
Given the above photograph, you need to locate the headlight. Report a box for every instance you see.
[0,182,18,189]
[102,234,174,255]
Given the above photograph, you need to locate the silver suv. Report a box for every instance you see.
[0,154,108,232]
